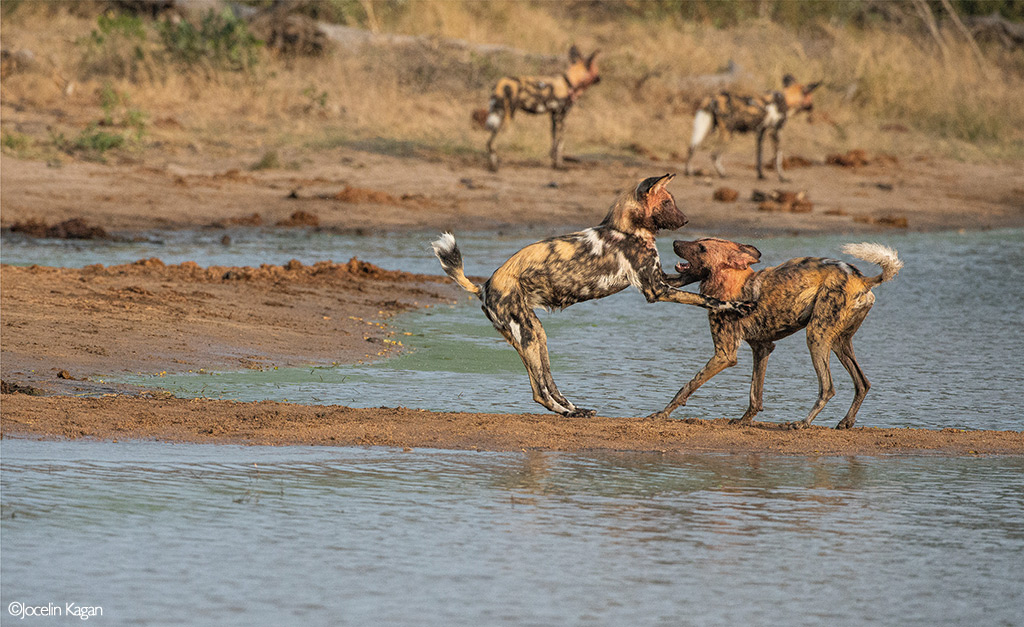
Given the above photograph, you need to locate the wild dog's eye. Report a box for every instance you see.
[698,244,706,253]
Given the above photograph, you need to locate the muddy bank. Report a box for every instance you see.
[0,258,461,392]
[2,150,1023,238]
[2,394,1021,455]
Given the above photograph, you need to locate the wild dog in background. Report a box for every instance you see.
[653,237,902,429]
[473,46,600,171]
[432,174,753,417]
[684,75,821,182]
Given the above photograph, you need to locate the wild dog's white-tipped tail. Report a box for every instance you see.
[690,109,714,150]
[842,242,903,285]
[431,232,481,296]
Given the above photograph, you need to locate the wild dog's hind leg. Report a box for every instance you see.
[833,308,872,429]
[710,128,731,178]
[786,301,843,428]
[833,335,870,429]
[550,110,567,170]
[733,340,775,425]
[649,325,741,420]
[500,308,590,417]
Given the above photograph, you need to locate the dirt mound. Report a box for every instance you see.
[827,150,899,168]
[49,256,436,285]
[713,187,740,202]
[210,213,264,228]
[854,215,910,228]
[276,210,320,227]
[333,186,401,204]
[782,155,814,169]
[752,189,813,213]
[7,218,110,240]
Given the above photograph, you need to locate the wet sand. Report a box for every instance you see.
[4,394,1022,455]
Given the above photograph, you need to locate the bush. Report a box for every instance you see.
[79,11,155,81]
[156,9,262,73]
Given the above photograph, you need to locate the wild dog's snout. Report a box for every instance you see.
[672,239,702,274]
[673,239,697,259]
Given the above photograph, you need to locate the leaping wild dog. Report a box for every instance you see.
[432,174,754,417]
[653,237,902,429]
[473,46,600,171]
[685,74,821,182]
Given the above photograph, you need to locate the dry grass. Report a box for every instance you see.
[1,2,1022,166]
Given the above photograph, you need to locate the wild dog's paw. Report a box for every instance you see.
[567,407,596,418]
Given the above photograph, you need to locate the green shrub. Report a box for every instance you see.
[74,124,126,154]
[79,12,154,81]
[157,9,262,73]
[1,131,30,153]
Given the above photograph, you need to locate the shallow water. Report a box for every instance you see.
[52,227,1020,431]
[2,440,1023,626]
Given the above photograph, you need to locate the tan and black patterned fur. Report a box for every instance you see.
[685,75,820,182]
[432,175,753,417]
[654,237,902,429]
[477,46,599,171]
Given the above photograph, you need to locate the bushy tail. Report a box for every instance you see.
[690,108,714,150]
[431,232,482,296]
[842,242,903,287]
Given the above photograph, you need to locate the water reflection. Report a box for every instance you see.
[2,441,1022,625]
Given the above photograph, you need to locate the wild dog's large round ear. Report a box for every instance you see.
[586,50,600,70]
[569,45,583,63]
[636,173,676,198]
[782,74,797,88]
[742,243,762,260]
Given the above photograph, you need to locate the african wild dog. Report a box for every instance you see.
[432,174,753,417]
[685,75,821,182]
[475,46,600,171]
[653,237,902,429]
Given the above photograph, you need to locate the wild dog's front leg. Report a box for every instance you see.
[756,127,768,180]
[637,261,755,314]
[649,330,741,420]
[770,129,788,182]
[663,267,702,289]
[550,110,567,169]
[486,127,500,172]
[657,289,756,316]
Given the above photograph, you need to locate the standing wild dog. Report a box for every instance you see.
[654,237,902,429]
[432,174,753,417]
[475,46,600,171]
[685,75,821,182]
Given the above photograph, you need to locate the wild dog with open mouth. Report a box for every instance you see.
[684,74,821,182]
[432,174,753,417]
[653,237,902,429]
[474,46,599,172]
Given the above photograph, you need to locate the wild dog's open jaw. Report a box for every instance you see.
[675,262,691,273]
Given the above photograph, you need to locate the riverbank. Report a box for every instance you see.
[3,394,1022,455]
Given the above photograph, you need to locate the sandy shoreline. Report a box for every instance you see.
[3,394,1022,455]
